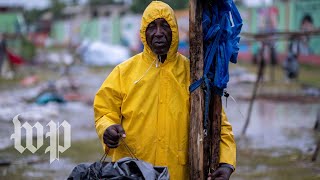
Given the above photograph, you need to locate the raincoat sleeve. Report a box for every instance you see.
[219,108,236,169]
[94,66,123,151]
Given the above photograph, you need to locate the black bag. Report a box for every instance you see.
[67,157,169,180]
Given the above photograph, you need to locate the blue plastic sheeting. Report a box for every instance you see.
[36,92,65,105]
[189,0,242,135]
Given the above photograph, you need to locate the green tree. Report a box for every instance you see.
[24,9,46,25]
[130,0,188,13]
[165,0,188,10]
[24,0,66,24]
[89,0,115,6]
[50,0,66,20]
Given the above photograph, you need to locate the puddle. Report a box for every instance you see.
[224,99,319,151]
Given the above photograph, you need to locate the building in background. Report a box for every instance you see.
[51,3,129,47]
[238,0,320,65]
[50,2,190,56]
[0,3,26,35]
[0,2,33,61]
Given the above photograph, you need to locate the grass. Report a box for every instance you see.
[299,64,320,88]
[0,136,106,164]
[233,147,320,180]
[87,65,114,74]
[0,138,107,180]
[62,138,107,163]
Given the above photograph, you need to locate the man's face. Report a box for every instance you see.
[145,18,172,55]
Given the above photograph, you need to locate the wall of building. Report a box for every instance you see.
[240,0,320,55]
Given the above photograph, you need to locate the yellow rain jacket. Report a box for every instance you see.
[94,1,236,179]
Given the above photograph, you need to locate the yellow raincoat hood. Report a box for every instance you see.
[140,1,179,62]
[94,1,236,180]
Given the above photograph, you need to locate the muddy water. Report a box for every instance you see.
[224,99,319,150]
[0,65,319,179]
[224,84,320,180]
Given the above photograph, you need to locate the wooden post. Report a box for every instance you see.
[242,44,266,135]
[205,0,222,173]
[312,110,320,161]
[189,0,205,179]
[210,93,222,171]
[189,0,223,178]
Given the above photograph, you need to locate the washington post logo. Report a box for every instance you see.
[10,114,71,163]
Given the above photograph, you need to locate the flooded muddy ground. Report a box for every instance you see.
[0,64,319,179]
[224,97,320,179]
[0,65,111,179]
[225,65,320,179]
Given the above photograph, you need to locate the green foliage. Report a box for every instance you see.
[130,0,188,13]
[50,0,66,20]
[89,0,115,6]
[24,9,46,25]
[24,0,66,24]
[20,37,36,61]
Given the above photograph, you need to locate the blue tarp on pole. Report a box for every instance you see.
[189,0,243,134]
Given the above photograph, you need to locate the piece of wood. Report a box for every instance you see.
[312,139,320,162]
[312,110,320,161]
[314,110,320,131]
[189,0,204,179]
[242,45,266,135]
[204,0,222,174]
[210,93,222,171]
[241,29,320,41]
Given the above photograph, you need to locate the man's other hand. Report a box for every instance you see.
[207,166,233,180]
[103,124,126,148]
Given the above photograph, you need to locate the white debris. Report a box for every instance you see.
[77,40,130,66]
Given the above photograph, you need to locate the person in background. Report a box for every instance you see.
[283,14,315,82]
[283,36,299,82]
[299,14,314,55]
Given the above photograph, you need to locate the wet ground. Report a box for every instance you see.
[0,65,111,179]
[224,96,320,179]
[0,64,319,179]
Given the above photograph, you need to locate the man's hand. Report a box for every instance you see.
[208,166,233,180]
[103,124,126,148]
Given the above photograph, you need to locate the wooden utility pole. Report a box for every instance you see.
[189,0,222,179]
[189,0,205,179]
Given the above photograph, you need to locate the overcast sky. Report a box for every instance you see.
[0,0,273,10]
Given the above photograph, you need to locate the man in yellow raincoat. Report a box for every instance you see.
[94,1,236,179]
